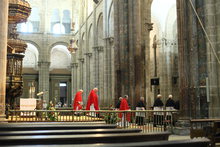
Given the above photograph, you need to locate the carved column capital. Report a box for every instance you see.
[104,37,114,44]
[145,22,153,31]
[38,61,50,67]
[92,46,99,51]
[71,62,79,68]
[84,52,92,57]
[78,58,84,63]
[97,46,104,52]
[93,46,104,52]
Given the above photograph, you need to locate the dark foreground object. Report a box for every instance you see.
[0,123,117,131]
[5,138,210,147]
[0,128,142,136]
[0,132,170,145]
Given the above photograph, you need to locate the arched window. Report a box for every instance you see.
[18,22,33,33]
[52,23,65,34]
[108,3,114,37]
[29,7,40,32]
[62,10,71,33]
[97,14,103,45]
[51,9,61,33]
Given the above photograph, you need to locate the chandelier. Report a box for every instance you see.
[68,38,78,54]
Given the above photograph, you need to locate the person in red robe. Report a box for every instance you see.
[73,90,83,111]
[86,88,99,111]
[118,95,131,127]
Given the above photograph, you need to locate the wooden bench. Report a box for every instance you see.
[0,138,209,147]
[0,124,117,131]
[212,121,220,146]
[0,128,142,136]
[190,119,220,146]
[0,132,170,145]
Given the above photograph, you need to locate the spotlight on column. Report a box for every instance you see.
[93,0,99,4]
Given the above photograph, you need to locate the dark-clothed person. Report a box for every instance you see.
[136,97,146,125]
[165,95,175,123]
[153,94,164,127]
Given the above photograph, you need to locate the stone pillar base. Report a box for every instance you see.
[173,119,190,135]
[0,115,8,123]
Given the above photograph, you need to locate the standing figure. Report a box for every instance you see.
[86,88,99,116]
[174,100,180,110]
[136,97,146,125]
[165,94,175,123]
[115,97,123,110]
[118,95,130,127]
[153,94,164,127]
[73,90,83,112]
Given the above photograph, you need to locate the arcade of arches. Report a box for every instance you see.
[0,0,220,121]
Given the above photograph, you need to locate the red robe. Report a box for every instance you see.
[119,98,130,121]
[86,90,99,110]
[73,91,83,110]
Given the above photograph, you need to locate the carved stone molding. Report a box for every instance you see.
[104,37,114,44]
[38,61,50,67]
[157,38,177,46]
[145,22,153,31]
[97,46,104,52]
[92,46,104,52]
[84,52,92,57]
[78,58,84,63]
[71,62,78,68]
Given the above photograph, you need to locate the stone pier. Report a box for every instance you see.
[0,0,8,122]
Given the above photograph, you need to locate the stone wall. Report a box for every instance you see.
[177,0,220,118]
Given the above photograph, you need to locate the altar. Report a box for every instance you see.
[20,98,36,116]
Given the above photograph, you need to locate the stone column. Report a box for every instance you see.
[114,0,152,108]
[38,61,50,103]
[97,46,104,107]
[0,0,8,121]
[85,53,92,98]
[177,0,194,118]
[92,46,104,106]
[104,37,114,107]
[144,0,153,108]
[93,46,99,87]
[70,63,74,103]
[78,58,86,100]
[204,0,220,117]
[71,62,78,102]
[177,0,210,118]
[72,63,78,93]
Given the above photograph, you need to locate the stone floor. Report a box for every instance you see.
[169,135,220,147]
[169,135,190,141]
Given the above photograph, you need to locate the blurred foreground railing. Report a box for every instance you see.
[7,110,178,133]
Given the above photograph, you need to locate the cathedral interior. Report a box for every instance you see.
[1,0,220,122]
[1,0,220,146]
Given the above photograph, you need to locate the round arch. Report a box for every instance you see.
[23,43,39,68]
[50,44,71,69]
[25,40,41,52]
[108,1,114,37]
[165,4,177,39]
[49,41,69,53]
[88,24,93,52]
[97,13,103,45]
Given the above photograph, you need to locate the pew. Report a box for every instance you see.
[212,121,220,146]
[11,138,209,147]
[190,119,220,146]
[0,132,170,145]
[0,128,142,136]
[0,124,117,131]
